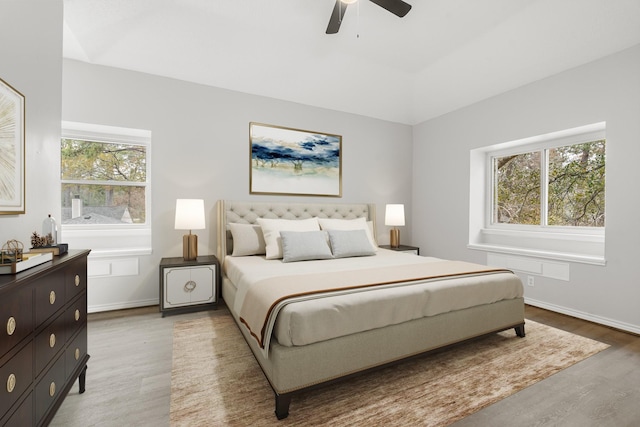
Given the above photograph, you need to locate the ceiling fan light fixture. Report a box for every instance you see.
[341,0,358,4]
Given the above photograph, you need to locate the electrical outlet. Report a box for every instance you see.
[527,276,535,287]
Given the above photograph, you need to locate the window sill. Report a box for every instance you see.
[468,243,606,266]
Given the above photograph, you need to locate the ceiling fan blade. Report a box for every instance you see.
[368,0,412,17]
[326,0,348,34]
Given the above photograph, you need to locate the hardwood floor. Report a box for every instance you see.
[50,304,640,427]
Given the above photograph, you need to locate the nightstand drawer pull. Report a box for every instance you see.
[7,374,16,393]
[75,348,80,360]
[49,382,56,397]
[184,280,197,292]
[49,290,56,305]
[6,316,16,336]
[75,309,80,321]
[75,274,81,286]
[49,333,56,348]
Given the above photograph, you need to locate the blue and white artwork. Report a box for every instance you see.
[250,122,342,197]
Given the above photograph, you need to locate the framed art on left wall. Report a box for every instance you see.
[0,77,25,215]
[249,122,342,197]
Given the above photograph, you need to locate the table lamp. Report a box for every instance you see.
[385,204,405,248]
[174,199,205,260]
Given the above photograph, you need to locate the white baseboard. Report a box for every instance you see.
[88,298,158,314]
[525,297,640,335]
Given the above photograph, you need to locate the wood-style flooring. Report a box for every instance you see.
[50,304,640,427]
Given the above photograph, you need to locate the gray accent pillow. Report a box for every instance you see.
[280,231,333,263]
[328,229,376,258]
[229,223,266,256]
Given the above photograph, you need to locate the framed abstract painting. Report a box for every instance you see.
[249,122,342,197]
[0,77,25,215]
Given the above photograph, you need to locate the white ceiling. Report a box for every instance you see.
[63,0,640,125]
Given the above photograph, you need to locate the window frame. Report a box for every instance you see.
[60,121,152,256]
[469,122,606,265]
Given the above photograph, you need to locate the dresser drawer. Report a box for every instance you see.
[2,391,33,427]
[65,325,88,380]
[34,312,66,376]
[34,356,65,423]
[35,270,65,327]
[0,285,33,359]
[0,341,33,417]
[65,258,87,301]
[65,293,87,339]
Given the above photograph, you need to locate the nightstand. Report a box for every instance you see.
[379,244,420,255]
[159,255,219,317]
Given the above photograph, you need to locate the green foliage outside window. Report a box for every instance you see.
[61,139,147,224]
[494,140,605,227]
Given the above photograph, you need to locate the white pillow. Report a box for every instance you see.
[256,217,321,259]
[280,231,333,263]
[327,229,376,258]
[318,217,377,250]
[229,223,266,256]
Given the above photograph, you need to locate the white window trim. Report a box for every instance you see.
[469,122,606,265]
[60,121,152,255]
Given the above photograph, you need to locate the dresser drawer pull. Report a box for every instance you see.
[184,280,197,292]
[49,290,56,305]
[49,333,56,348]
[75,348,80,360]
[49,382,56,397]
[75,309,80,321]
[75,274,80,287]
[6,316,16,336]
[6,373,16,393]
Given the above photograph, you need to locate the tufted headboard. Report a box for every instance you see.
[216,200,376,260]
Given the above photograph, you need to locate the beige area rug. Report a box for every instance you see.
[170,314,608,426]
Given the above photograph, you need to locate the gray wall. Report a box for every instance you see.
[61,59,414,310]
[413,44,640,333]
[0,1,63,253]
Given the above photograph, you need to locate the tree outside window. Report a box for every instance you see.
[493,140,605,228]
[61,138,148,225]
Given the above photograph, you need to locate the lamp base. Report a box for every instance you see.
[183,233,198,260]
[390,228,400,248]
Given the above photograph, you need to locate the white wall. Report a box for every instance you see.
[0,1,63,254]
[413,44,640,333]
[61,60,414,311]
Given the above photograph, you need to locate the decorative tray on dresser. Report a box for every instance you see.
[0,249,91,427]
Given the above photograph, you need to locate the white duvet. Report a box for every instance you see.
[225,249,523,348]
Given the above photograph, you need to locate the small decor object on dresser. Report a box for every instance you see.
[159,255,220,317]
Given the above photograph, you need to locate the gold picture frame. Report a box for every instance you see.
[249,122,342,197]
[0,77,26,215]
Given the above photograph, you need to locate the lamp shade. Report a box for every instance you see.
[385,204,405,227]
[174,199,205,230]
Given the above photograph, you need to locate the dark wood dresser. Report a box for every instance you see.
[0,249,90,427]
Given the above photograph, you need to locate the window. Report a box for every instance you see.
[60,122,151,255]
[492,140,605,228]
[469,122,606,265]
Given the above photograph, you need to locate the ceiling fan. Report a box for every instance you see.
[326,0,412,34]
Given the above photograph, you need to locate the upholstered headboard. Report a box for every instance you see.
[216,200,376,259]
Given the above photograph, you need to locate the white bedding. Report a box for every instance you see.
[225,249,523,348]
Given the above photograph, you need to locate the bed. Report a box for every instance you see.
[216,200,525,420]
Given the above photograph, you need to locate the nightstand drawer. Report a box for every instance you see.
[164,265,215,307]
[159,255,219,316]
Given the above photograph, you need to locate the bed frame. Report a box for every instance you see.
[216,200,525,420]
